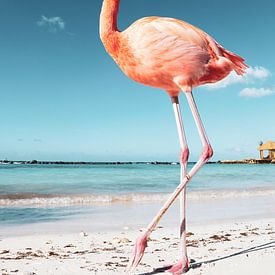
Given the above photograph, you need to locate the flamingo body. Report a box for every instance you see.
[101,15,247,95]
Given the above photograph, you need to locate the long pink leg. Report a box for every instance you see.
[168,96,190,274]
[169,91,214,274]
[128,91,213,271]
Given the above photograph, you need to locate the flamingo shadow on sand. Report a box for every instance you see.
[138,240,275,275]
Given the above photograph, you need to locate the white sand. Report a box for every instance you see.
[1,217,275,275]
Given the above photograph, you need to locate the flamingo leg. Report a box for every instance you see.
[168,96,190,274]
[128,90,213,272]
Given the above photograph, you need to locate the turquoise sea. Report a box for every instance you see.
[0,163,275,227]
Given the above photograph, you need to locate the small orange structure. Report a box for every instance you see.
[258,141,275,160]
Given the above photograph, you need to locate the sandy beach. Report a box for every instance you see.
[1,202,275,275]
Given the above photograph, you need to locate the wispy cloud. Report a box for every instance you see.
[37,15,65,33]
[204,66,271,89]
[239,87,275,98]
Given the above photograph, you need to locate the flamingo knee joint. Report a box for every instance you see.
[180,148,190,165]
[201,145,213,162]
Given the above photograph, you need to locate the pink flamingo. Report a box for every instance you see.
[100,0,248,273]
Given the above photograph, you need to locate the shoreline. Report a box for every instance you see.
[1,191,275,237]
[1,186,275,207]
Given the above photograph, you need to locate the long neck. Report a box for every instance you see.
[100,0,120,40]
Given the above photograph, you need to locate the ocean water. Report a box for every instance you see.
[0,163,274,226]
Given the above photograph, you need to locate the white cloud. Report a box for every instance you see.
[239,87,275,98]
[37,15,65,33]
[204,66,271,89]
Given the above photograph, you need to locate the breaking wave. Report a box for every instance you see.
[1,187,275,207]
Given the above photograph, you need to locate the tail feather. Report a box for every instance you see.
[221,48,249,75]
[204,34,249,75]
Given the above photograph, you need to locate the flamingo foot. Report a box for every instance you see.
[167,259,189,274]
[128,233,148,271]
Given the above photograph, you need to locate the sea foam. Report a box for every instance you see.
[1,187,275,207]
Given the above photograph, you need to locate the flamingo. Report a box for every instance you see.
[99,0,248,273]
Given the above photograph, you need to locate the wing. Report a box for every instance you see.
[120,17,213,81]
[123,17,213,62]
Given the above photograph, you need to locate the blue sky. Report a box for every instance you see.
[0,0,274,161]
